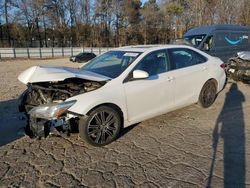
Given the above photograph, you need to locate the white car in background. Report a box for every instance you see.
[18,45,226,146]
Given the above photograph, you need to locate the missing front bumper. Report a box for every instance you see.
[22,112,79,139]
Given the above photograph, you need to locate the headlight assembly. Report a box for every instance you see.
[28,100,76,120]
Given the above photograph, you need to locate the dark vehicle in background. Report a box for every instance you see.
[70,52,96,63]
[184,24,250,62]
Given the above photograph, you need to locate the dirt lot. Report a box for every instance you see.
[0,58,250,187]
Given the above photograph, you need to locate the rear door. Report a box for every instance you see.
[167,48,208,107]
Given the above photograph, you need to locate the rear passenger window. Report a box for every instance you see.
[168,48,207,69]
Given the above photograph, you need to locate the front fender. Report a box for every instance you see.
[67,84,127,121]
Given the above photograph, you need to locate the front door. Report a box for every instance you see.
[123,50,175,123]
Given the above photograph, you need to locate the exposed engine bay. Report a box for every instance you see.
[227,51,250,82]
[19,78,105,138]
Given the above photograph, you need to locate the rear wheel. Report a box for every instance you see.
[198,80,217,108]
[79,106,121,146]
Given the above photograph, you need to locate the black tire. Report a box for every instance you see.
[79,106,122,146]
[198,80,217,108]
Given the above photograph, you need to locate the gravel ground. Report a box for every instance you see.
[0,58,250,187]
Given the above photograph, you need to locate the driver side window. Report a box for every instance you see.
[134,50,169,76]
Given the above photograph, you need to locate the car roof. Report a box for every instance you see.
[184,24,250,37]
[80,52,93,54]
[112,44,192,53]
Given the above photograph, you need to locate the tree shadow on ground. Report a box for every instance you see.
[207,83,246,188]
[0,99,26,147]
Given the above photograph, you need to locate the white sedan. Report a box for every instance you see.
[18,45,226,146]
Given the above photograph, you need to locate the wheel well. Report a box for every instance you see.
[207,78,218,91]
[87,103,124,127]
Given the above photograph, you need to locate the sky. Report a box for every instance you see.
[141,0,161,5]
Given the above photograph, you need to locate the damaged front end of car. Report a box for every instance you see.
[227,51,250,82]
[18,77,105,139]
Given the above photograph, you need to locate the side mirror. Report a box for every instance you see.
[132,70,149,80]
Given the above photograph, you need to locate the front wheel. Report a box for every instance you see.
[79,106,122,146]
[198,80,217,108]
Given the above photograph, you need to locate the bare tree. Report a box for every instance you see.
[111,0,124,46]
[0,1,4,46]
[1,0,250,47]
[4,0,11,46]
[240,0,250,25]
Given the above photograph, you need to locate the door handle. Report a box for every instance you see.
[167,76,174,81]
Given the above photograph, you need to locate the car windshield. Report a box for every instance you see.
[185,34,206,47]
[81,51,141,78]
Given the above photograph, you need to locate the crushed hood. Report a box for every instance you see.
[237,51,250,61]
[18,65,110,84]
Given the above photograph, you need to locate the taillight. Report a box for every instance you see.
[220,63,226,70]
